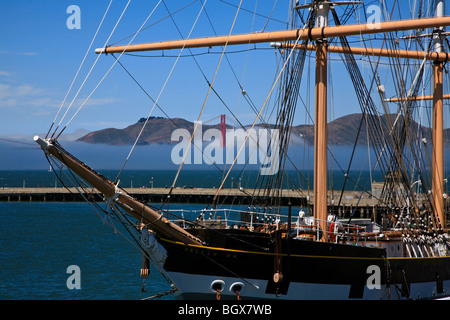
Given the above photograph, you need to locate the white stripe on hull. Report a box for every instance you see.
[167,271,450,300]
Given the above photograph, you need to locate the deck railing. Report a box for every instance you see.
[166,207,367,243]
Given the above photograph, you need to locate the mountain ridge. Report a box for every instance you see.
[77,113,449,146]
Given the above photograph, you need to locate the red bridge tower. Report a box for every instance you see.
[220,114,226,147]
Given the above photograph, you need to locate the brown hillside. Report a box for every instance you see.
[78,114,449,146]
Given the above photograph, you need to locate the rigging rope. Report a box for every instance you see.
[168,0,244,195]
[108,0,199,47]
[331,7,397,196]
[45,146,178,289]
[147,0,310,211]
[56,1,165,140]
[51,0,132,139]
[115,0,208,183]
[247,8,314,212]
[110,51,286,210]
[357,1,447,230]
[46,0,113,139]
[212,19,311,205]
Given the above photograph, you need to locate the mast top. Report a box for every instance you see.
[294,1,363,10]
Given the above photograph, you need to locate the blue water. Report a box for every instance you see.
[0,169,383,191]
[0,202,178,300]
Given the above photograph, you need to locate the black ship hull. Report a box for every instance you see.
[159,229,450,300]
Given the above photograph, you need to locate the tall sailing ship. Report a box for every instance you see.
[35,0,450,299]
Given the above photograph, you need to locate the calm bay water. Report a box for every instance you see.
[0,202,180,300]
[0,169,382,190]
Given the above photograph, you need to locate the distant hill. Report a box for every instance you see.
[292,113,450,146]
[77,117,227,145]
[77,114,450,146]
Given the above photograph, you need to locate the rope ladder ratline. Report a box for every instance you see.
[212,19,312,205]
[152,0,311,211]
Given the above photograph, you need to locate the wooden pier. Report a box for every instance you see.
[0,186,309,203]
[0,187,372,203]
[3,186,444,223]
[0,186,386,219]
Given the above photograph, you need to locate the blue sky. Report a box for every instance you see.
[0,1,448,171]
[0,0,297,141]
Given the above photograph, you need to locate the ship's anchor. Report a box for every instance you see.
[211,280,224,300]
[231,284,242,300]
[140,254,150,292]
[216,289,221,300]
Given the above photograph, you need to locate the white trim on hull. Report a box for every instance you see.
[167,271,450,300]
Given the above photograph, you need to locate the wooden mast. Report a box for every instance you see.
[432,0,446,231]
[433,61,445,230]
[270,43,450,62]
[385,94,450,102]
[314,2,329,242]
[95,16,450,54]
